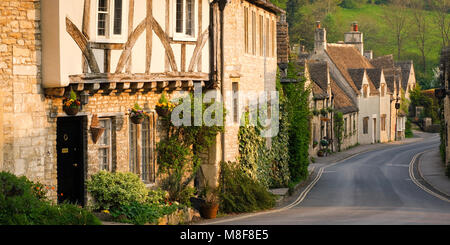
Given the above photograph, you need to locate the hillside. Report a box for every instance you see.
[271,1,450,89]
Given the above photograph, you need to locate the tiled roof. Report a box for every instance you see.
[371,55,402,95]
[330,78,358,114]
[395,61,413,89]
[370,54,395,69]
[307,61,329,92]
[312,82,328,100]
[365,68,382,89]
[347,68,379,96]
[325,44,375,96]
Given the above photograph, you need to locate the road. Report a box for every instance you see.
[202,135,450,225]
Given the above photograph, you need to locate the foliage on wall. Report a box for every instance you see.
[156,93,224,205]
[281,61,312,182]
[334,111,344,152]
[238,78,291,188]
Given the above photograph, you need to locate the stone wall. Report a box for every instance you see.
[222,0,278,163]
[0,0,58,193]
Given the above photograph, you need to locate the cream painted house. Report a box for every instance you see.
[0,0,285,204]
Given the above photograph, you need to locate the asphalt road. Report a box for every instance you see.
[202,135,450,225]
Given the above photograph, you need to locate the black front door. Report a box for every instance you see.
[57,116,86,206]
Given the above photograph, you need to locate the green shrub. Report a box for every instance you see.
[0,172,100,225]
[110,201,179,225]
[405,119,414,138]
[219,161,276,214]
[86,171,149,210]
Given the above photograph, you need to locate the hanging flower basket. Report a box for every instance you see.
[155,92,176,118]
[63,105,80,116]
[128,103,149,124]
[155,106,170,117]
[130,115,145,124]
[63,90,81,116]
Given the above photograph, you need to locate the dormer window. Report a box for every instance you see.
[173,0,196,41]
[363,84,368,98]
[96,0,126,42]
[381,84,385,97]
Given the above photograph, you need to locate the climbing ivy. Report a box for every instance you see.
[281,61,311,182]
[237,72,291,188]
[334,111,344,152]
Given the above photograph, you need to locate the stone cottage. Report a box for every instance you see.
[0,0,284,205]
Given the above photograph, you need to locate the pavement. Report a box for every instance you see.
[418,149,450,197]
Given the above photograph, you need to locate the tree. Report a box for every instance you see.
[411,0,432,73]
[431,0,450,47]
[383,0,411,60]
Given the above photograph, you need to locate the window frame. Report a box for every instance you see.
[95,0,128,43]
[129,112,156,184]
[172,0,197,41]
[98,118,113,171]
[363,117,369,134]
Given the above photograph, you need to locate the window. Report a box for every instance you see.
[363,117,369,134]
[381,114,386,131]
[129,113,156,183]
[344,118,348,136]
[232,82,239,123]
[265,18,269,57]
[381,84,385,97]
[244,7,249,53]
[99,118,112,171]
[363,84,368,98]
[272,20,276,57]
[174,0,195,39]
[97,0,125,40]
[259,15,263,56]
[252,11,256,55]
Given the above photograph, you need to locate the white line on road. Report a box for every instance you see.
[409,150,450,203]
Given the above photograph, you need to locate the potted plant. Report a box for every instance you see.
[199,186,219,219]
[63,90,81,116]
[128,103,149,124]
[317,149,325,157]
[313,140,318,148]
[155,92,176,118]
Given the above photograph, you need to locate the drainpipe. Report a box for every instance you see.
[217,0,228,163]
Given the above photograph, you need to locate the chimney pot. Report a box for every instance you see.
[352,21,358,32]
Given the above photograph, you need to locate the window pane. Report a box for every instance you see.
[113,0,122,35]
[141,119,150,182]
[129,123,138,174]
[176,0,183,33]
[98,13,107,36]
[98,0,108,11]
[185,0,194,36]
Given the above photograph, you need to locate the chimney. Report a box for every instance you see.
[364,50,373,60]
[314,21,327,53]
[344,21,364,55]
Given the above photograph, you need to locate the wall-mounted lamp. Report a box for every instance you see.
[80,91,90,105]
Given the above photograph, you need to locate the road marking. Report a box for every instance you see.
[409,150,450,203]
[200,150,364,225]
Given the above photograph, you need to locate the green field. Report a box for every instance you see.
[274,1,449,89]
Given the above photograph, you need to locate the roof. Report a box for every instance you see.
[395,61,413,89]
[325,44,376,96]
[370,55,402,95]
[312,82,328,100]
[330,78,358,114]
[365,68,382,89]
[246,0,286,14]
[370,54,395,69]
[307,61,329,92]
[347,68,379,96]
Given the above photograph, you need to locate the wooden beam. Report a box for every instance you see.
[181,44,186,72]
[126,0,135,73]
[82,0,91,39]
[151,17,178,72]
[165,0,170,72]
[188,28,209,72]
[145,0,153,74]
[66,17,100,73]
[115,19,146,73]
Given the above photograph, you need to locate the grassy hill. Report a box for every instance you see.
[272,1,449,89]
